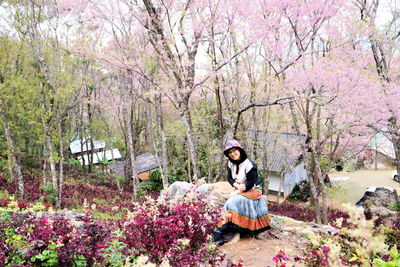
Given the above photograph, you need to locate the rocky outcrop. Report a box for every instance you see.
[161,181,236,208]
[357,187,400,227]
[3,210,85,229]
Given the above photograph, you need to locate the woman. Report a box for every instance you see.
[214,140,271,245]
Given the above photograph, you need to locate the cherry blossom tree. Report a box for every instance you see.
[352,0,400,175]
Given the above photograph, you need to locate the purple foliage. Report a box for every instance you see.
[0,199,223,266]
[269,202,350,227]
[123,199,223,266]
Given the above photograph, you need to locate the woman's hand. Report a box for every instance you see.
[234,182,245,191]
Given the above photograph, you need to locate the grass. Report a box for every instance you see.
[327,169,399,205]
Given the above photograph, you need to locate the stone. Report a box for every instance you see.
[3,209,86,230]
[207,182,236,208]
[161,181,236,209]
[161,181,195,200]
[357,187,400,227]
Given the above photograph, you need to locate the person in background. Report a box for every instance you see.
[214,140,271,246]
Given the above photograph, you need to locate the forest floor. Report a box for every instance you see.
[221,169,399,267]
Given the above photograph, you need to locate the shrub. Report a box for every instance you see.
[269,202,350,227]
[288,180,310,201]
[123,197,223,266]
[300,204,390,266]
[0,197,224,267]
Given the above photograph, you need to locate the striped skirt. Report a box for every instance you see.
[216,188,271,239]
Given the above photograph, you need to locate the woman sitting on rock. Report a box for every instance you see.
[214,139,271,245]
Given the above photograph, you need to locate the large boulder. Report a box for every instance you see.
[207,182,236,208]
[356,186,400,227]
[161,181,236,208]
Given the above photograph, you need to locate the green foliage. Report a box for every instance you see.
[20,156,39,169]
[288,180,310,201]
[92,210,124,220]
[342,157,360,172]
[168,165,188,184]
[373,247,400,267]
[138,169,164,194]
[30,241,59,266]
[68,157,81,166]
[74,255,87,267]
[102,231,128,267]
[192,100,220,140]
[42,185,57,205]
[0,160,8,172]
[319,156,334,173]
[0,189,11,200]
[2,223,28,266]
[305,204,389,266]
[392,202,400,212]
[384,227,400,250]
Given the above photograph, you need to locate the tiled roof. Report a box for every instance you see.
[77,149,122,165]
[244,131,305,173]
[69,137,105,154]
[109,153,160,176]
[369,132,395,159]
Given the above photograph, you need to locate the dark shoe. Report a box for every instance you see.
[223,232,237,242]
[215,239,225,246]
[253,233,262,240]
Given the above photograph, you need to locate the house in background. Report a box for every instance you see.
[245,131,308,201]
[365,132,395,170]
[69,137,122,169]
[109,153,160,181]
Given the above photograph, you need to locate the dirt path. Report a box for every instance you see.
[328,169,400,204]
[220,229,306,267]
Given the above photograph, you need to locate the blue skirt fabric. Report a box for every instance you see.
[215,188,271,242]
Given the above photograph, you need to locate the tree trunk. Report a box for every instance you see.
[178,98,201,180]
[1,113,24,198]
[209,25,226,180]
[42,156,48,187]
[311,148,328,224]
[99,112,122,191]
[125,108,138,201]
[261,140,269,197]
[40,82,58,195]
[289,101,322,224]
[87,99,94,173]
[78,106,86,170]
[388,117,400,176]
[57,116,64,208]
[155,94,169,189]
[187,141,192,183]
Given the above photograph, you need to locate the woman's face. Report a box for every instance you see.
[228,148,241,161]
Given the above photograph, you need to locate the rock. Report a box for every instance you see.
[162,181,236,209]
[207,182,236,208]
[357,187,400,227]
[161,181,195,199]
[270,214,338,236]
[3,210,85,230]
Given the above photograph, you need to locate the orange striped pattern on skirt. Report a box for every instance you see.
[217,188,270,233]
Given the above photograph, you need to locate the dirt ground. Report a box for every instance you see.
[327,169,400,204]
[220,228,307,267]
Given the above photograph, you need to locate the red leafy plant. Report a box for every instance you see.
[272,250,291,267]
[122,197,224,266]
[269,202,350,227]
